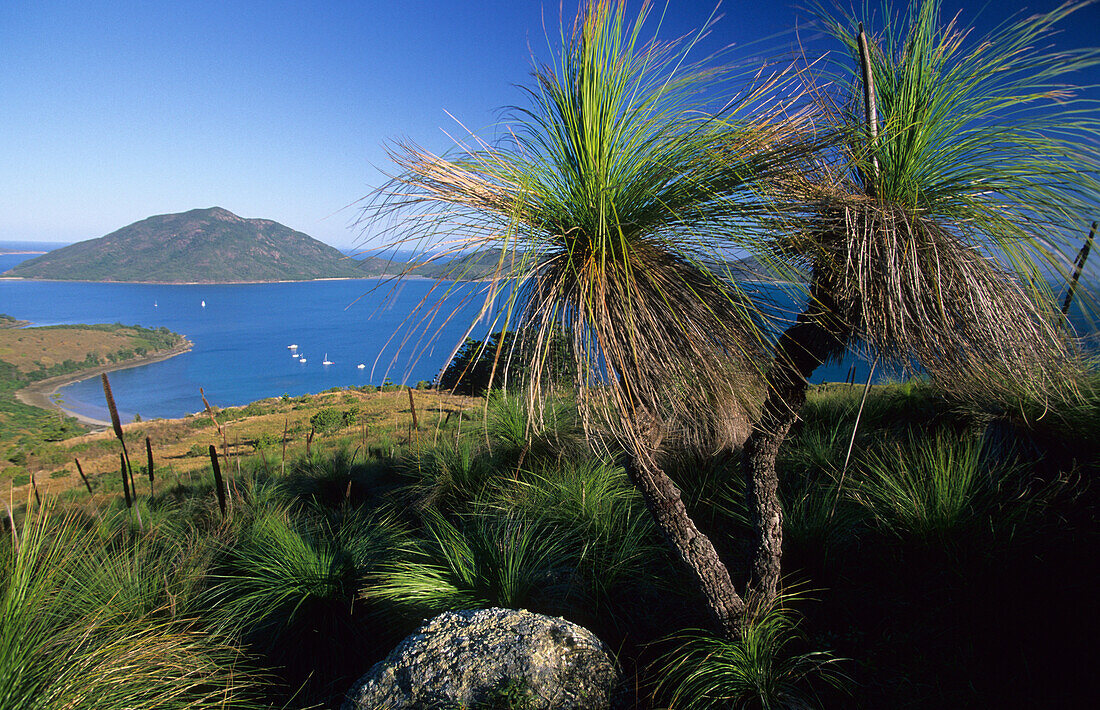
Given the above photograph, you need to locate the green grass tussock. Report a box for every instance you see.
[656,593,847,710]
[0,503,266,710]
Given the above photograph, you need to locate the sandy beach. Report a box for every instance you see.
[14,340,193,428]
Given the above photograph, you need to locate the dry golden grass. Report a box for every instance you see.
[8,387,484,500]
[0,327,156,372]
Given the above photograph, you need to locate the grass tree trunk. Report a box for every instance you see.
[623,453,745,640]
[741,288,850,607]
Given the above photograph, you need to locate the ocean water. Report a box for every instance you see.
[1,273,499,422]
[2,244,1093,423]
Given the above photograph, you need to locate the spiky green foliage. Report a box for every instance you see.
[657,594,847,710]
[781,0,1100,397]
[207,500,405,639]
[851,431,1027,543]
[280,445,404,510]
[0,503,264,710]
[495,458,669,612]
[405,435,493,512]
[366,0,815,448]
[204,496,408,702]
[367,511,578,616]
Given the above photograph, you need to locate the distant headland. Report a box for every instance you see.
[2,207,365,283]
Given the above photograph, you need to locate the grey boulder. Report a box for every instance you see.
[343,607,622,709]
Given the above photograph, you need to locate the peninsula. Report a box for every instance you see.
[0,323,190,456]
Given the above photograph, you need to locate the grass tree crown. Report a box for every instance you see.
[365,0,817,449]
[775,0,1100,400]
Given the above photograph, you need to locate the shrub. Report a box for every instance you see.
[309,407,343,435]
[255,432,279,450]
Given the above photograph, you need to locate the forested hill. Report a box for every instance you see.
[3,207,364,283]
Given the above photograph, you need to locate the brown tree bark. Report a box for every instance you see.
[741,289,850,608]
[623,452,746,640]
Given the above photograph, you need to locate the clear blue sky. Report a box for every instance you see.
[1,0,1097,248]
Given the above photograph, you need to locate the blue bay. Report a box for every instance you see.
[1,277,497,422]
[3,244,1094,424]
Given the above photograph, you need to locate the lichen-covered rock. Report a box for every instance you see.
[343,607,622,710]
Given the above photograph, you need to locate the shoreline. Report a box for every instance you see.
[14,340,194,428]
[0,275,374,285]
[0,274,495,285]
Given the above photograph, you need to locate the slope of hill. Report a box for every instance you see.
[4,207,364,283]
[352,248,519,280]
[352,249,777,283]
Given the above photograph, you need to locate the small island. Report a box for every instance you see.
[3,207,365,283]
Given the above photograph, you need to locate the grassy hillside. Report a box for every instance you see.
[3,381,1095,709]
[5,207,364,283]
[0,323,187,472]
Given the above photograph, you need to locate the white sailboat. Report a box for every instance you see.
[322,353,334,365]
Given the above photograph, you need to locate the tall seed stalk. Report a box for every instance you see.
[1061,221,1096,319]
[102,373,136,499]
[209,445,226,518]
[121,451,142,536]
[145,436,155,497]
[200,387,232,504]
[74,458,93,495]
[119,452,131,508]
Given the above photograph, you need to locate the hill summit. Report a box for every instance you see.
[4,207,364,283]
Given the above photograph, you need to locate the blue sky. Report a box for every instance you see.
[1,0,1097,248]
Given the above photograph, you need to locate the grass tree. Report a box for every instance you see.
[362,0,814,639]
[738,0,1100,604]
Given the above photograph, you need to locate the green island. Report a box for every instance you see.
[4,207,364,283]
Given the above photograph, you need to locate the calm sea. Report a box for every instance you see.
[2,245,499,421]
[1,243,1093,423]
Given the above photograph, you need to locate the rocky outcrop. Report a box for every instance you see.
[343,607,622,709]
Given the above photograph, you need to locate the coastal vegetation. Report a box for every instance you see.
[0,323,186,480]
[2,0,1098,708]
[3,377,1096,707]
